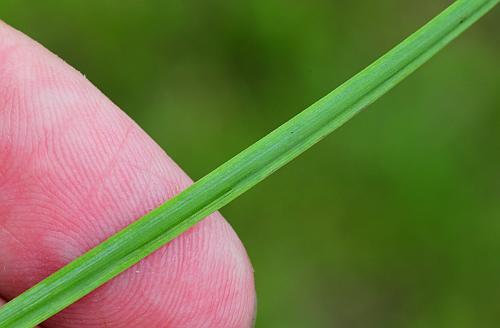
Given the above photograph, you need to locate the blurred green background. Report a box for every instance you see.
[2,0,499,327]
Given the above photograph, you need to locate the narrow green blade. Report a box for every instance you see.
[0,0,497,326]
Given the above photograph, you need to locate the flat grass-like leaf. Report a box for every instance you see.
[0,0,498,326]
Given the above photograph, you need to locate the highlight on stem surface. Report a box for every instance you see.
[0,0,498,327]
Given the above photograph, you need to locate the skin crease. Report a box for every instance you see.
[0,21,256,327]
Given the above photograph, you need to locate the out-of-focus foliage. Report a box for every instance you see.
[1,1,498,327]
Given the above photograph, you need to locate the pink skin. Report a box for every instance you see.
[0,22,255,327]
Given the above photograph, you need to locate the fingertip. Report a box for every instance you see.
[0,20,257,327]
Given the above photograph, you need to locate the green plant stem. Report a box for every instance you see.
[0,0,497,326]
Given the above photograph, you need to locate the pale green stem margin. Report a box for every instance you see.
[0,0,498,326]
